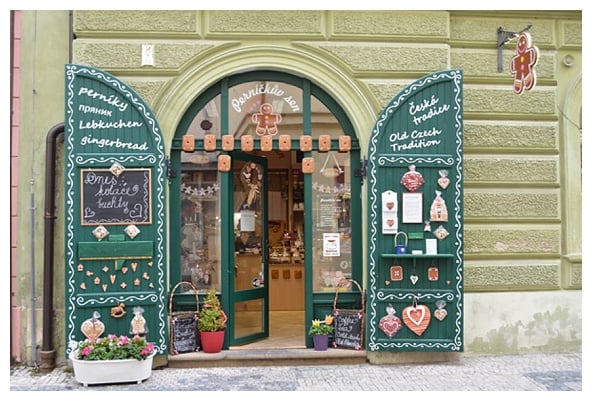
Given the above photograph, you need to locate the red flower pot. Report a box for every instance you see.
[200,330,225,353]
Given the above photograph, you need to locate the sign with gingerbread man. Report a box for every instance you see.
[251,102,282,136]
[510,32,539,95]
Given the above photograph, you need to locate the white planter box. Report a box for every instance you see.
[69,351,154,386]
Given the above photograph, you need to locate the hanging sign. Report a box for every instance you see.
[510,32,539,95]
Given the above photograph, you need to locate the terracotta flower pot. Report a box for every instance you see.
[200,330,225,353]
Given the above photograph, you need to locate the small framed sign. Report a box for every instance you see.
[402,192,423,223]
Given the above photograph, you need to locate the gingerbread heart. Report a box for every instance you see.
[438,176,450,189]
[379,315,402,338]
[402,304,431,336]
[434,308,447,321]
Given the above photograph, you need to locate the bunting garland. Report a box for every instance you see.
[181,182,220,198]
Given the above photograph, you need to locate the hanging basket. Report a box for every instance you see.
[332,278,365,350]
[169,281,200,354]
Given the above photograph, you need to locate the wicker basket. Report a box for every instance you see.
[169,281,200,354]
[332,278,365,350]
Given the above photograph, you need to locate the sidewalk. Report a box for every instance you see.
[8,351,582,393]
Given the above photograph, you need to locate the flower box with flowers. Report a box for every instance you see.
[69,334,155,386]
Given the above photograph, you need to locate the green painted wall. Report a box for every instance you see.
[14,10,71,364]
[13,10,582,364]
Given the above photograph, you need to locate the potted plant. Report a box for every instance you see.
[198,288,227,353]
[308,315,334,351]
[69,334,155,386]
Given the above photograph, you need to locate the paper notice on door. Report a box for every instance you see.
[323,233,340,257]
[240,210,255,232]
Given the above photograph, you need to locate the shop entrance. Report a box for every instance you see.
[230,153,270,346]
[231,150,307,349]
[170,70,361,350]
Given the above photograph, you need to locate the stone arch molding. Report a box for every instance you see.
[153,44,377,151]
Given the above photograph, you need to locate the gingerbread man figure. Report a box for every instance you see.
[252,103,282,136]
[510,32,539,95]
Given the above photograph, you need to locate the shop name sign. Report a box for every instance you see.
[66,65,158,154]
[388,94,451,152]
[231,83,301,113]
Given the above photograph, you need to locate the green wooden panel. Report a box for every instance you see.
[367,70,464,352]
[64,64,168,356]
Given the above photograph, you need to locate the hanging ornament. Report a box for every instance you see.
[110,302,126,318]
[429,190,448,222]
[402,296,431,336]
[240,162,262,206]
[434,225,449,240]
[379,303,402,338]
[428,266,439,281]
[80,311,105,341]
[390,265,403,281]
[424,220,432,232]
[92,225,109,241]
[109,161,125,177]
[401,164,424,192]
[124,224,141,239]
[320,151,344,177]
[437,169,450,189]
[434,300,448,321]
[130,306,148,335]
[409,270,419,285]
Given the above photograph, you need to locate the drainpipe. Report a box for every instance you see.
[39,10,72,374]
[39,123,64,373]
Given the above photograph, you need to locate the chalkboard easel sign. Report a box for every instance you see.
[169,281,201,354]
[81,168,152,225]
[170,314,200,354]
[332,279,365,350]
[333,309,364,350]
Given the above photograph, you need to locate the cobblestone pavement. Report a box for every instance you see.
[8,352,583,394]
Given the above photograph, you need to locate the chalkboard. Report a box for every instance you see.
[333,309,364,350]
[81,168,151,225]
[170,314,200,354]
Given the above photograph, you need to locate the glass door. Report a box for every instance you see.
[229,152,269,345]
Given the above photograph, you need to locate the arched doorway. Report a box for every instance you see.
[169,70,362,349]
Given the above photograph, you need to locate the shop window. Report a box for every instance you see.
[180,150,222,292]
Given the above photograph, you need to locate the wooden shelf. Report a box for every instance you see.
[381,253,454,259]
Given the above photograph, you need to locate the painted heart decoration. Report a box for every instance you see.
[386,202,395,210]
[379,315,402,338]
[386,219,395,227]
[402,304,431,336]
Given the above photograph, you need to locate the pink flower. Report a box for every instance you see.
[118,335,130,346]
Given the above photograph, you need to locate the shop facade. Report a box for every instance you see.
[10,10,582,367]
